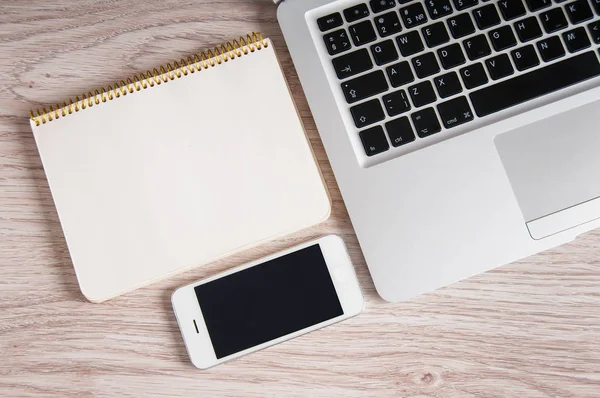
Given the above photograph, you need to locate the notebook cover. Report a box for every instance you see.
[30,37,331,302]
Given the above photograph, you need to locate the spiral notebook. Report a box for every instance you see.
[30,34,331,302]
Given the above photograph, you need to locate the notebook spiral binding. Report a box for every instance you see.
[30,32,267,127]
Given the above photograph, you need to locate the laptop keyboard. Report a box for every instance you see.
[316,0,600,158]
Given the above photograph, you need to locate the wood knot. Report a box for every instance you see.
[421,372,435,385]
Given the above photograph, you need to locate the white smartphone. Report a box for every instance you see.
[171,235,364,369]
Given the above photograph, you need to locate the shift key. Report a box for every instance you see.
[341,70,389,103]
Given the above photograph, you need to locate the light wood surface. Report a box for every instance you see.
[1,1,599,397]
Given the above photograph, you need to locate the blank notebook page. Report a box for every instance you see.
[31,39,330,302]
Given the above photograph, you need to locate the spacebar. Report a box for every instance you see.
[470,52,600,118]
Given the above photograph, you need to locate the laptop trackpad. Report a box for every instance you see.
[495,100,600,240]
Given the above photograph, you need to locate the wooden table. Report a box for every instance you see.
[1,1,599,396]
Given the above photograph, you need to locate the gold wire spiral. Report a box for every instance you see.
[30,32,267,126]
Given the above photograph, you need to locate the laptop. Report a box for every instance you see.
[277,0,600,301]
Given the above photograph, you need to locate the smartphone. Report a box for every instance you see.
[171,235,364,369]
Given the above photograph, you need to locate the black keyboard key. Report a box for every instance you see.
[438,43,467,69]
[349,20,378,46]
[398,0,413,4]
[464,34,492,60]
[383,90,412,116]
[345,4,370,22]
[564,0,593,23]
[422,22,451,47]
[434,71,463,97]
[341,70,389,103]
[592,0,600,14]
[525,0,552,11]
[498,0,527,20]
[426,0,454,19]
[470,51,600,117]
[473,4,501,29]
[511,44,540,70]
[409,80,437,106]
[460,62,488,88]
[332,49,374,79]
[525,0,552,12]
[318,13,343,32]
[489,25,518,50]
[412,107,442,137]
[514,16,543,42]
[537,35,566,61]
[360,126,389,156]
[396,31,425,56]
[371,40,399,65]
[400,3,429,28]
[485,53,514,79]
[351,98,386,127]
[453,0,479,10]
[589,21,600,44]
[370,0,397,13]
[412,52,441,78]
[563,27,591,52]
[324,29,352,55]
[385,117,416,147]
[386,61,415,87]
[375,11,403,37]
[540,8,568,33]
[447,13,476,38]
[437,96,474,129]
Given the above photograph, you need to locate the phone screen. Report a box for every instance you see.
[195,244,343,359]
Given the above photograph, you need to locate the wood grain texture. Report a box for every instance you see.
[1,1,599,397]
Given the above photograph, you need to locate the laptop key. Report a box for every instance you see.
[514,16,543,42]
[349,21,378,46]
[370,0,397,13]
[592,0,600,14]
[386,61,415,87]
[511,44,540,70]
[464,34,492,60]
[412,107,442,137]
[563,27,591,52]
[485,53,514,79]
[412,52,441,78]
[360,125,389,156]
[324,29,352,55]
[371,39,399,65]
[318,13,343,32]
[422,22,451,47]
[409,80,437,107]
[400,3,429,28]
[385,117,416,147]
[351,98,386,127]
[396,31,425,56]
[332,49,374,79]
[540,8,568,33]
[375,11,403,37]
[564,0,593,24]
[344,4,370,22]
[473,4,501,29]
[437,96,474,129]
[537,35,566,61]
[434,71,463,98]
[383,90,412,116]
[341,70,389,103]
[589,21,600,44]
[426,0,454,19]
[460,62,489,88]
[489,25,518,50]
[498,0,527,20]
[525,0,552,11]
[447,13,476,38]
[438,43,467,69]
[470,51,600,117]
[453,0,479,11]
